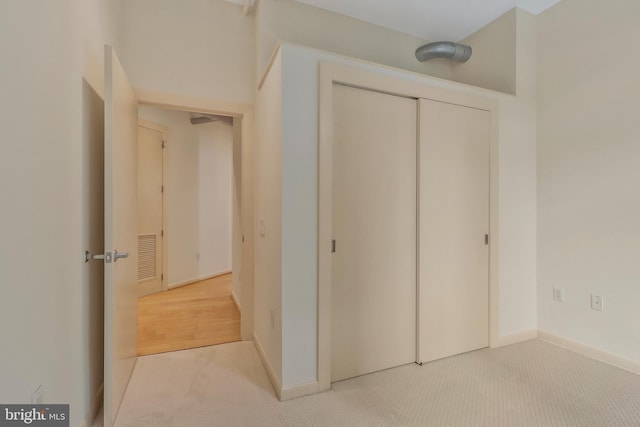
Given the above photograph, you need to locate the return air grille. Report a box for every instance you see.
[138,234,156,281]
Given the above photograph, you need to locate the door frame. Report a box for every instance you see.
[135,90,255,341]
[138,119,169,294]
[317,61,500,391]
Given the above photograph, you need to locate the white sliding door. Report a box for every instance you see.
[418,98,490,364]
[331,85,417,382]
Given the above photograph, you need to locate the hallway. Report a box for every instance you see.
[137,273,240,356]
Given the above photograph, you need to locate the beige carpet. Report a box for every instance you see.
[111,340,640,426]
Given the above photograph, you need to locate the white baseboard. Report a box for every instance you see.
[252,332,319,401]
[253,332,282,399]
[169,270,231,290]
[281,381,319,401]
[538,330,640,376]
[231,290,242,313]
[80,383,103,427]
[494,329,538,348]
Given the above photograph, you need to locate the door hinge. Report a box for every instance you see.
[484,234,489,245]
[331,239,336,253]
[161,229,164,237]
[161,185,164,193]
[162,140,166,149]
[161,273,164,281]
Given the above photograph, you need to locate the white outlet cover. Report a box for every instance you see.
[591,295,603,311]
[553,287,565,302]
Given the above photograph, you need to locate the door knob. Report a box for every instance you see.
[84,249,128,263]
[85,250,112,263]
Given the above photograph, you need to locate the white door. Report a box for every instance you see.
[331,85,417,382]
[418,98,490,364]
[104,45,138,427]
[137,124,164,296]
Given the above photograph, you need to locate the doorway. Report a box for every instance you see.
[135,105,243,356]
[100,46,255,426]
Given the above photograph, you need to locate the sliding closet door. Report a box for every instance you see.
[331,85,417,382]
[418,99,490,364]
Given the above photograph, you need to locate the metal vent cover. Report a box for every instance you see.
[138,234,157,281]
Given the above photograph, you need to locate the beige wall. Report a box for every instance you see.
[119,0,256,105]
[198,121,234,278]
[458,8,539,338]
[497,8,539,336]
[452,9,538,336]
[452,9,517,94]
[255,0,452,81]
[537,0,640,361]
[253,50,284,385]
[0,0,120,425]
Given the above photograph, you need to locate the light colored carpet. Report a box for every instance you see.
[111,340,640,426]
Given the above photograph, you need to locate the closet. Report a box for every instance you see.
[330,84,490,381]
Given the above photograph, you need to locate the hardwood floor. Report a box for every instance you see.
[137,273,240,356]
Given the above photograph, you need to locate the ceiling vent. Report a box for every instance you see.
[190,114,233,125]
[415,41,472,63]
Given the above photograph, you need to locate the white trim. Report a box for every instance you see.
[280,381,320,401]
[253,332,282,399]
[80,383,103,427]
[231,290,242,313]
[258,44,281,90]
[495,329,538,347]
[168,270,232,290]
[317,61,500,392]
[136,89,251,117]
[252,333,318,401]
[138,119,169,139]
[538,331,640,376]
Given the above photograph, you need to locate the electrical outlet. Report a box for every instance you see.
[591,295,603,311]
[270,308,275,329]
[553,287,565,302]
[31,385,44,404]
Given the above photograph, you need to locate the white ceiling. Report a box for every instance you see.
[295,0,561,41]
